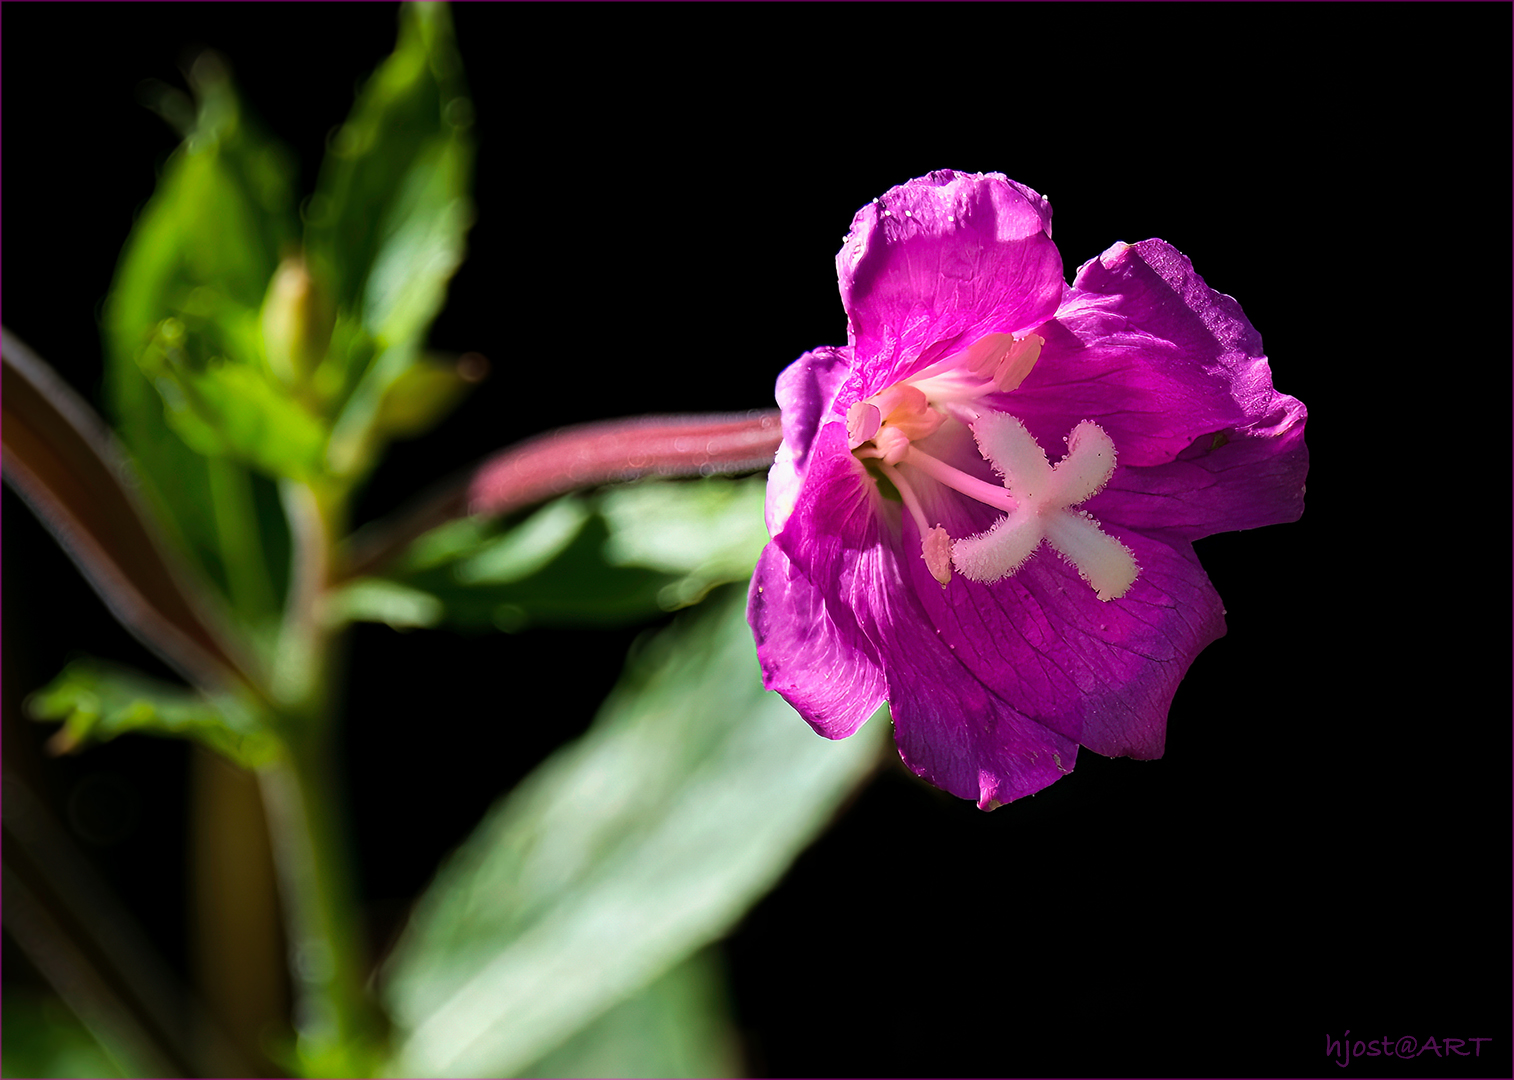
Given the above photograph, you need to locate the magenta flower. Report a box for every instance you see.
[747,170,1307,809]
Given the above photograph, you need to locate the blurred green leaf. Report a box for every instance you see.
[324,578,444,630]
[335,476,771,632]
[1,990,128,1079]
[136,317,329,481]
[27,659,278,768]
[306,2,471,338]
[3,330,267,691]
[370,352,483,440]
[308,2,475,478]
[515,948,742,1079]
[380,585,888,1077]
[597,475,776,610]
[102,52,297,619]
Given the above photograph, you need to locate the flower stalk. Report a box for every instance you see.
[259,478,383,1077]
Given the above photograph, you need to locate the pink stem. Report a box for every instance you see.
[468,410,782,516]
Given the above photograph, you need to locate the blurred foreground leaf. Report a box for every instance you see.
[334,475,770,631]
[2,330,259,692]
[1,991,126,1079]
[27,659,276,769]
[380,586,888,1077]
[516,948,741,1079]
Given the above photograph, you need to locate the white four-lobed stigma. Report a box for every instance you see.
[951,413,1139,601]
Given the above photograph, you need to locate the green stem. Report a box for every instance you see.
[259,735,379,1076]
[258,479,382,1077]
[206,456,277,625]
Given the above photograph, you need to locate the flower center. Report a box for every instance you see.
[946,413,1138,602]
[847,332,1138,600]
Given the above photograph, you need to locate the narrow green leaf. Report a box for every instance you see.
[380,586,887,1077]
[306,2,472,342]
[306,2,474,481]
[323,578,443,631]
[102,53,297,615]
[370,352,484,440]
[335,476,771,632]
[27,659,277,769]
[359,134,472,349]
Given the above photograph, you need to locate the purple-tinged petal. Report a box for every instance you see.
[1009,239,1306,476]
[875,579,1080,809]
[775,348,851,453]
[838,171,1064,393]
[900,495,1225,763]
[1098,396,1308,542]
[765,347,853,533]
[748,542,886,740]
[803,515,1078,808]
[773,421,893,593]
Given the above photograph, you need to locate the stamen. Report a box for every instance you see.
[921,525,953,586]
[846,401,881,449]
[913,332,1045,402]
[994,334,1043,392]
[960,333,1043,392]
[900,444,1017,514]
[876,459,952,586]
[874,426,911,465]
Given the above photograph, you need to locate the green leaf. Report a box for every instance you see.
[369,352,483,440]
[27,659,278,769]
[596,474,775,610]
[306,2,471,338]
[1,990,127,1079]
[135,318,329,481]
[306,2,474,478]
[380,586,888,1077]
[102,53,297,617]
[335,476,771,632]
[324,578,444,630]
[514,948,742,1080]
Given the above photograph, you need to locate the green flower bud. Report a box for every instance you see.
[259,254,332,388]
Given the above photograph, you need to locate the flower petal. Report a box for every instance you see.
[852,530,1079,808]
[773,421,891,592]
[1011,238,1305,472]
[764,347,854,534]
[1098,397,1308,541]
[748,543,886,739]
[885,626,1081,810]
[837,171,1064,393]
[903,498,1226,763]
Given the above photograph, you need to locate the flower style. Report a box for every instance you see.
[747,170,1307,809]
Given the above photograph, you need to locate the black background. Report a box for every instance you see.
[3,4,1508,1078]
